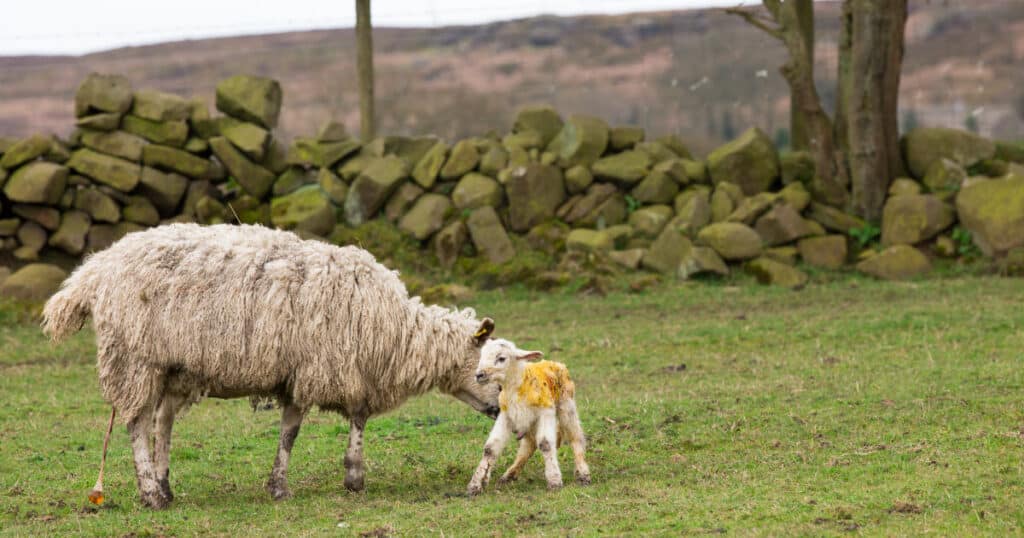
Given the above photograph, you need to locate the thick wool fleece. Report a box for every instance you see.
[43,223,487,423]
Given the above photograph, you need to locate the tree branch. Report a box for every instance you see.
[725,7,783,40]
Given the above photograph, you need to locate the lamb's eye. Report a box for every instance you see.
[497,356,506,363]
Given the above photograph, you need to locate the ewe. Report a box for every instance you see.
[467,338,590,495]
[43,223,500,509]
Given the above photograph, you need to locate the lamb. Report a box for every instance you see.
[466,338,590,495]
[42,223,501,509]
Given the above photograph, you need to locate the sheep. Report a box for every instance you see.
[42,223,501,509]
[466,338,590,495]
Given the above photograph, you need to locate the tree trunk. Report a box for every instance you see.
[356,0,375,141]
[845,0,908,221]
[790,0,814,151]
[727,2,848,207]
[834,0,853,156]
[774,3,849,206]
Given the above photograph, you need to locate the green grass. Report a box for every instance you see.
[2,275,1023,536]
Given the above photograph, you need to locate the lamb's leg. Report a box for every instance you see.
[127,404,169,509]
[559,399,591,485]
[536,410,563,490]
[266,402,306,500]
[467,413,511,496]
[153,392,185,502]
[498,436,536,484]
[343,416,368,492]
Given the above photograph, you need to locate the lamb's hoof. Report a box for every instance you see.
[466,483,483,497]
[140,491,171,510]
[546,481,563,491]
[496,474,517,485]
[576,473,592,486]
[344,475,365,493]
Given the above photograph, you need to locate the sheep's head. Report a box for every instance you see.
[474,338,543,386]
[448,318,502,419]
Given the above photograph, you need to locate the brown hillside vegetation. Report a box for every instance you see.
[1,0,1021,152]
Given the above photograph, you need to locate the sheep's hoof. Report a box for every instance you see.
[576,473,592,486]
[159,477,175,503]
[546,481,563,491]
[267,484,292,501]
[466,483,483,497]
[140,491,171,510]
[344,475,365,493]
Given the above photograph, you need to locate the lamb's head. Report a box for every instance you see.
[446,318,502,419]
[474,338,543,386]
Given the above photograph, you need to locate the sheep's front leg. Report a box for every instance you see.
[467,414,511,496]
[536,409,563,490]
[344,416,368,492]
[266,403,306,500]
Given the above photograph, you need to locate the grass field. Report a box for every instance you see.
[1,274,1023,536]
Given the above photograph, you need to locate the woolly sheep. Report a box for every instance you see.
[466,338,590,495]
[42,223,500,509]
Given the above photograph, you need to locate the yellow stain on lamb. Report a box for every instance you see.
[501,360,575,410]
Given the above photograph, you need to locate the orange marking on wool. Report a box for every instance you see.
[499,391,509,413]
[516,361,574,408]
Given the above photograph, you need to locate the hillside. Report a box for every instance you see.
[1,0,1021,154]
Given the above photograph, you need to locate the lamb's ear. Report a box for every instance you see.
[473,318,495,346]
[517,350,544,361]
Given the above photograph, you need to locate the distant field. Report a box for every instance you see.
[2,1,1023,144]
[1,275,1023,536]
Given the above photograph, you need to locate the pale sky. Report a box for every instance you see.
[1,0,751,56]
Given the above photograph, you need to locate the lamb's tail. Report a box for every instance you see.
[41,272,93,342]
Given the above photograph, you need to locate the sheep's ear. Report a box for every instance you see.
[517,350,543,361]
[473,318,495,346]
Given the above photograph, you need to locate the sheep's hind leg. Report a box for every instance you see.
[536,410,563,490]
[498,436,536,485]
[153,392,186,502]
[559,400,591,485]
[467,414,511,496]
[343,416,368,492]
[128,403,170,509]
[266,402,306,500]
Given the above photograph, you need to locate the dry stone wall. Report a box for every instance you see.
[2,73,1024,296]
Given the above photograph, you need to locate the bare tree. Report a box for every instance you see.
[729,0,909,218]
[356,0,375,141]
[726,1,849,207]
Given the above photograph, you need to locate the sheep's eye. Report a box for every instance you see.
[497,356,506,363]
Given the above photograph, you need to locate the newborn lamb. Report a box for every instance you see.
[467,338,590,495]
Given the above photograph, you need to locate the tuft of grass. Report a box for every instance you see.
[848,223,881,250]
[1,275,1023,535]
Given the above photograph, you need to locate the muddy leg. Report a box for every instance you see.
[343,416,367,492]
[467,413,511,496]
[559,399,591,485]
[153,393,185,502]
[498,436,536,484]
[536,411,563,490]
[128,404,169,509]
[265,403,306,500]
